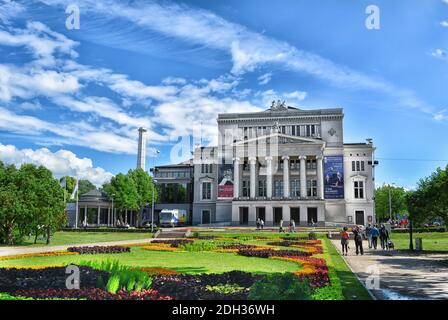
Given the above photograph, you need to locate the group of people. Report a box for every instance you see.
[278,219,297,233]
[340,223,391,256]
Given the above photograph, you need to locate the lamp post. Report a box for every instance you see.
[111,193,115,227]
[151,150,160,233]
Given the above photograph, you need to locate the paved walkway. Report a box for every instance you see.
[0,238,158,257]
[331,239,448,300]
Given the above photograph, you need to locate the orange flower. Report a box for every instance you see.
[0,251,78,261]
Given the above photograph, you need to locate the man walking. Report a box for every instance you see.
[352,226,364,255]
[379,224,389,250]
[370,224,380,250]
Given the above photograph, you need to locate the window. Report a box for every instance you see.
[352,161,356,171]
[258,180,266,197]
[361,161,365,171]
[274,180,283,197]
[201,182,212,200]
[242,180,250,197]
[290,159,299,170]
[307,180,317,197]
[242,160,249,171]
[201,164,213,174]
[291,179,300,197]
[352,161,365,172]
[291,125,296,136]
[356,161,360,171]
[354,181,364,199]
[306,159,317,170]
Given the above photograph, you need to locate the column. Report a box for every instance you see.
[233,157,240,199]
[316,155,324,199]
[282,156,290,198]
[249,157,257,199]
[97,206,101,225]
[84,206,87,225]
[265,156,273,198]
[107,207,111,226]
[300,156,307,198]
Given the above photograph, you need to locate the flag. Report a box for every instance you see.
[70,179,78,200]
[60,176,66,189]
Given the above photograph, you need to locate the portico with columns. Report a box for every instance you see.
[230,132,327,226]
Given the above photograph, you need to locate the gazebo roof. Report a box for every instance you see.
[79,189,111,204]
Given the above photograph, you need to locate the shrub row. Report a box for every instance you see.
[67,246,131,255]
[10,288,173,300]
[61,228,156,233]
[391,227,446,233]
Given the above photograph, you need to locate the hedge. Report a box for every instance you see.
[391,227,446,234]
[61,228,156,233]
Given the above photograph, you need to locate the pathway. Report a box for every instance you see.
[331,239,448,300]
[0,238,158,257]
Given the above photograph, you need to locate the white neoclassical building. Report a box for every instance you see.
[192,101,377,227]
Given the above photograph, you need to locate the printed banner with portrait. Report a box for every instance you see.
[323,156,345,199]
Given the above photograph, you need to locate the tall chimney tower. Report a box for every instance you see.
[137,127,147,170]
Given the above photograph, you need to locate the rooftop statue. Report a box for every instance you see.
[270,100,287,111]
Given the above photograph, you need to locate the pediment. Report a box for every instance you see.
[233,133,325,147]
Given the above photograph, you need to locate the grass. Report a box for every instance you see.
[390,232,448,252]
[0,247,298,274]
[320,238,372,300]
[1,231,154,247]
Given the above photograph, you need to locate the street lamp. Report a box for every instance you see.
[151,150,160,233]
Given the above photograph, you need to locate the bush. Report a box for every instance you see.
[61,228,156,233]
[67,246,131,255]
[180,241,218,252]
[249,273,312,300]
[391,227,446,233]
[308,232,317,240]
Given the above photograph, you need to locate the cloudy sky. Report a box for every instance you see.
[0,0,447,188]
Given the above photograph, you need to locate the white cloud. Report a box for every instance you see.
[434,109,447,121]
[0,143,113,186]
[255,89,307,108]
[0,0,26,24]
[257,73,272,85]
[441,21,448,27]
[430,48,447,60]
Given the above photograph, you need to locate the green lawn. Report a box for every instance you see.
[390,232,448,252]
[321,238,371,300]
[0,247,299,274]
[2,231,154,247]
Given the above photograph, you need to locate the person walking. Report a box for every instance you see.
[291,219,296,233]
[352,226,364,255]
[340,227,350,256]
[366,224,373,249]
[256,218,261,230]
[260,219,264,230]
[370,224,380,250]
[379,224,389,250]
[279,219,285,233]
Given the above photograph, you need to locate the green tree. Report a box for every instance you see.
[79,179,96,196]
[103,173,139,223]
[60,176,76,201]
[0,162,66,245]
[22,165,66,244]
[407,165,448,228]
[0,163,27,245]
[375,185,408,221]
[127,169,158,207]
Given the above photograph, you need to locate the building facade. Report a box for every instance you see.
[192,101,376,227]
[151,160,194,224]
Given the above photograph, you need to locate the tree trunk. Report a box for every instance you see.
[34,231,38,244]
[46,225,51,245]
[5,225,14,245]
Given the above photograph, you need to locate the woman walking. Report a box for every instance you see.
[340,227,350,256]
[352,226,364,255]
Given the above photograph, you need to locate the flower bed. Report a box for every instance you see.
[0,267,109,292]
[142,243,181,252]
[151,239,193,247]
[10,288,173,300]
[67,246,131,255]
[152,271,261,300]
[238,249,312,258]
[136,267,180,275]
[0,251,78,261]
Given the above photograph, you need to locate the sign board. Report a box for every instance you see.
[217,164,234,199]
[323,155,345,199]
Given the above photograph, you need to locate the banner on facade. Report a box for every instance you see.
[323,156,344,199]
[217,164,234,199]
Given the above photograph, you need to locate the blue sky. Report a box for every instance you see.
[0,0,447,188]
